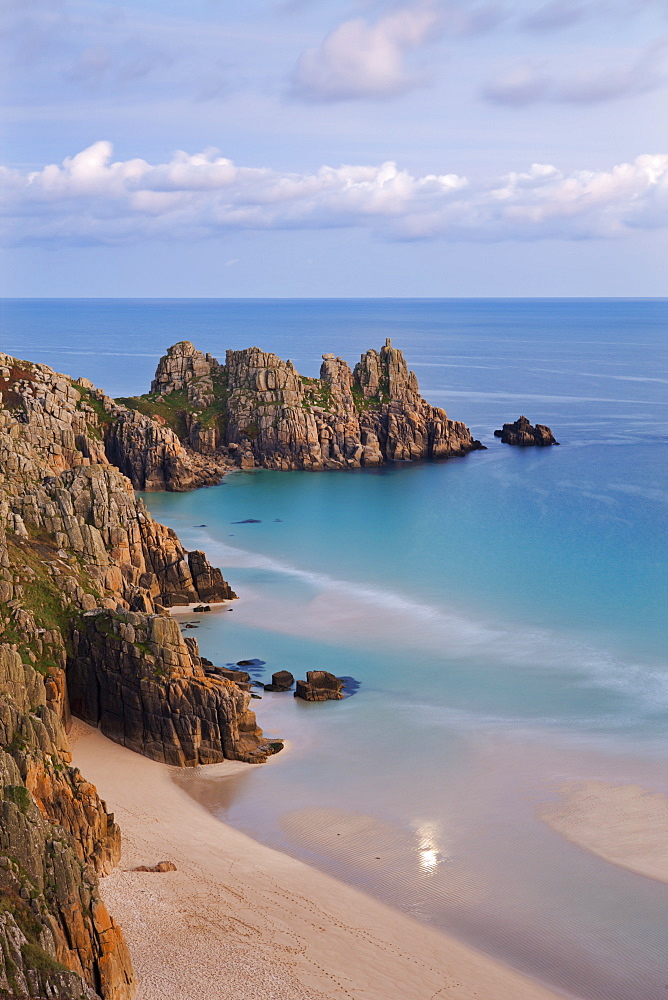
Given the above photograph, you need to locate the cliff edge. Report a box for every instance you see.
[0,352,279,997]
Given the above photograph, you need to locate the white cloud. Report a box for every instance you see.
[2,142,667,246]
[290,2,444,101]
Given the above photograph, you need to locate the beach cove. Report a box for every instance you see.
[72,720,568,1000]
[3,297,667,999]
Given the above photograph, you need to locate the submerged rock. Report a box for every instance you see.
[295,671,345,702]
[494,415,559,446]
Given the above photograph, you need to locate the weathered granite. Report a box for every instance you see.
[494,416,559,446]
[0,350,278,994]
[150,341,222,408]
[0,645,134,999]
[264,670,294,692]
[68,611,273,765]
[294,671,345,702]
[121,338,483,471]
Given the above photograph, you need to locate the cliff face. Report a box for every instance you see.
[0,351,278,996]
[1,646,133,1000]
[120,338,483,472]
[69,611,270,766]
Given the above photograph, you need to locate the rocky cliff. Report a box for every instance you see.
[0,646,133,1000]
[118,338,483,472]
[0,351,279,996]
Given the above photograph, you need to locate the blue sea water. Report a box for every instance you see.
[2,298,667,1000]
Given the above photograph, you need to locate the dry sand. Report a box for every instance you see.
[541,780,668,885]
[71,722,566,1000]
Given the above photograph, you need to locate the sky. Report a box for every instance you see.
[1,0,666,297]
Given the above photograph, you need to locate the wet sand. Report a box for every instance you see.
[541,780,668,885]
[71,722,567,1000]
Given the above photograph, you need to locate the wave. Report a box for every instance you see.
[196,534,668,714]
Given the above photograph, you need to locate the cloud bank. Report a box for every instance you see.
[2,142,667,247]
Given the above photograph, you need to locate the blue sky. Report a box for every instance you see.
[1,0,666,296]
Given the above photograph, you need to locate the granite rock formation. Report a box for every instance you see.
[0,648,134,1000]
[295,671,345,702]
[264,671,294,692]
[119,339,483,472]
[69,611,269,765]
[494,416,559,446]
[0,351,280,994]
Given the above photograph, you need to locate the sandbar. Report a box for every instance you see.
[71,722,566,1000]
[541,780,668,885]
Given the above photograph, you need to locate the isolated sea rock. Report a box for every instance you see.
[494,415,559,446]
[264,670,294,692]
[295,671,344,702]
[120,338,484,472]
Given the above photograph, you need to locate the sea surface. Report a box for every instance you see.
[3,298,667,1000]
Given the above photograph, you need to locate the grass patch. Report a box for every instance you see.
[0,886,41,942]
[302,378,334,412]
[351,384,382,412]
[116,376,229,441]
[74,385,113,428]
[21,940,70,975]
[4,785,31,815]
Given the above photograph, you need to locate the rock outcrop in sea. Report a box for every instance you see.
[295,671,345,702]
[0,351,280,996]
[118,339,484,473]
[494,416,559,446]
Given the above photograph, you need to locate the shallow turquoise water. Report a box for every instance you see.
[4,298,667,1000]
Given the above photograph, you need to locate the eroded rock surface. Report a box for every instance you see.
[494,416,559,446]
[69,611,270,765]
[0,350,278,994]
[264,670,294,692]
[119,338,483,472]
[295,671,345,702]
[0,647,134,1000]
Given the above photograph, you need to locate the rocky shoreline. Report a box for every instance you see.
[0,339,484,998]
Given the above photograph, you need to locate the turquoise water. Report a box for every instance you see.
[3,298,667,999]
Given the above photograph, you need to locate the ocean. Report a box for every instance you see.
[2,298,667,1000]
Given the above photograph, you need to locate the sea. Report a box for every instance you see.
[2,298,667,1000]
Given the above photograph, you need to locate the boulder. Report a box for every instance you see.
[295,670,345,702]
[264,670,294,692]
[133,861,177,872]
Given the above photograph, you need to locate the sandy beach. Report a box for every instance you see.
[541,780,668,885]
[71,722,567,1000]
